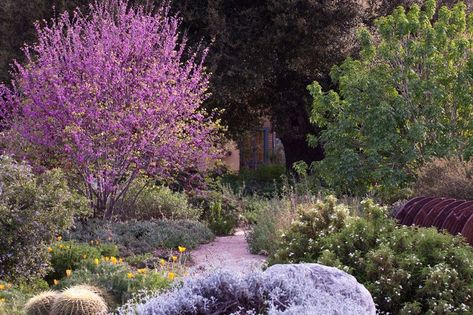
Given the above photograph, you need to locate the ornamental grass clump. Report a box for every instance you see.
[270,196,473,314]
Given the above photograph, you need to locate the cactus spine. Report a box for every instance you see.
[25,291,59,315]
[50,285,108,315]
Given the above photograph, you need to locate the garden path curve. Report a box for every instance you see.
[189,229,266,275]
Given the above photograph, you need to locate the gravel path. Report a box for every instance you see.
[189,230,267,275]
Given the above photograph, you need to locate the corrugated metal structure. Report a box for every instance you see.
[396,197,473,246]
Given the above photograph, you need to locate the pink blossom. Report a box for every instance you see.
[0,0,221,218]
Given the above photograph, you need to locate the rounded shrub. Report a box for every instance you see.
[47,241,102,283]
[117,266,374,315]
[414,157,473,200]
[193,189,240,236]
[24,291,59,315]
[270,196,473,314]
[56,261,172,305]
[121,178,202,220]
[51,286,108,315]
[0,155,90,281]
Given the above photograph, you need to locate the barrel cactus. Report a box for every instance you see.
[71,284,115,309]
[51,285,108,315]
[25,291,59,315]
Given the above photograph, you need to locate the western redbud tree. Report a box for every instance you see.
[0,0,221,218]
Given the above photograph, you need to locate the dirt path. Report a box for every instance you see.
[189,229,267,276]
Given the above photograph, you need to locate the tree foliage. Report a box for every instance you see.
[0,0,91,84]
[2,0,469,168]
[308,0,473,198]
[173,0,470,168]
[0,0,221,218]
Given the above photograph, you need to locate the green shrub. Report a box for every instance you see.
[246,197,295,256]
[222,164,286,196]
[0,155,90,281]
[121,178,201,220]
[96,243,120,258]
[206,199,238,236]
[55,262,171,305]
[65,219,214,255]
[240,196,267,225]
[270,196,473,314]
[195,188,240,235]
[0,279,49,315]
[47,241,103,283]
[124,253,154,267]
[414,157,473,200]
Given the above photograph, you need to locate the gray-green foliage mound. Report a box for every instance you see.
[65,219,214,255]
[0,155,89,281]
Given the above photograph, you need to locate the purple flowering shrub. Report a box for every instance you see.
[0,0,221,218]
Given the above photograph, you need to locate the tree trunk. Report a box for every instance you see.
[280,135,324,172]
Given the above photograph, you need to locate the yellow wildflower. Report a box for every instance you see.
[159,259,166,266]
[104,256,110,262]
[57,236,62,241]
[53,279,60,285]
[127,273,135,279]
[0,284,5,290]
[167,272,175,281]
[178,246,186,253]
[47,247,53,253]
[94,258,100,265]
[66,270,72,277]
[0,298,4,304]
[110,257,118,265]
[137,268,147,274]
[59,244,64,249]
[172,256,177,262]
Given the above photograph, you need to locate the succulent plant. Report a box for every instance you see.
[24,290,59,315]
[50,285,108,315]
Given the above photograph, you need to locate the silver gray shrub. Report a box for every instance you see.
[117,264,376,315]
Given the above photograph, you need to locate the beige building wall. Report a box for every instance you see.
[221,141,240,172]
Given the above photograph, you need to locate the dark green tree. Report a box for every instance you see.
[0,0,90,84]
[1,0,470,167]
[173,0,470,168]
